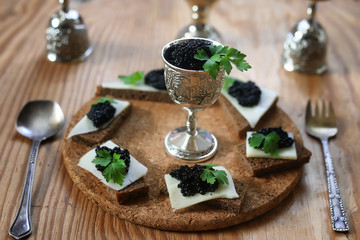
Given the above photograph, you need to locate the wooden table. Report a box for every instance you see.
[1,0,359,239]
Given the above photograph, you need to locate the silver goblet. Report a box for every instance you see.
[177,0,222,42]
[281,0,328,74]
[162,38,225,162]
[46,0,92,62]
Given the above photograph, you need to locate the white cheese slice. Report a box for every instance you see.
[78,140,148,190]
[246,132,297,160]
[164,166,239,211]
[67,99,130,139]
[102,81,166,93]
[221,86,278,128]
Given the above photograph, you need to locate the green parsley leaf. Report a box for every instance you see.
[93,97,115,106]
[223,76,236,92]
[230,58,252,72]
[200,164,229,185]
[201,168,217,184]
[194,49,210,61]
[249,132,266,148]
[212,169,229,185]
[194,45,251,80]
[203,58,220,80]
[92,150,128,186]
[103,155,127,186]
[118,71,144,85]
[263,131,280,157]
[91,149,112,166]
[220,57,232,75]
[249,131,281,157]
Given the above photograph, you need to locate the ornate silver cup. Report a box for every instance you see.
[281,0,328,74]
[46,0,92,62]
[177,0,222,42]
[162,38,225,162]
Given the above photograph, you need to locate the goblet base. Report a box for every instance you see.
[177,24,222,42]
[164,126,217,162]
[46,47,92,63]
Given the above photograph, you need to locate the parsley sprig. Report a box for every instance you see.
[249,131,281,157]
[118,71,144,85]
[194,45,251,80]
[200,164,229,185]
[92,149,127,186]
[93,97,115,105]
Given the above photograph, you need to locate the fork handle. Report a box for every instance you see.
[321,138,349,232]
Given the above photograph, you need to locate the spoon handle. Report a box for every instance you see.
[9,140,41,239]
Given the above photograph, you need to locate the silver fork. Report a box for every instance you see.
[305,100,349,232]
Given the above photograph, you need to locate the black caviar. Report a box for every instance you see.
[144,69,166,90]
[94,146,130,173]
[170,164,218,196]
[164,39,211,70]
[228,80,261,107]
[87,101,116,128]
[252,126,294,148]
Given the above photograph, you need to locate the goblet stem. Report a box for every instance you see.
[60,0,69,12]
[184,107,201,136]
[186,0,218,24]
[307,1,317,25]
[190,5,208,25]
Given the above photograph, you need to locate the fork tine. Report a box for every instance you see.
[315,100,320,116]
[322,99,326,117]
[306,100,312,122]
[328,101,336,118]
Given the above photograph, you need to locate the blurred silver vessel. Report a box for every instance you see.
[177,0,222,42]
[162,38,224,162]
[282,1,328,74]
[46,0,92,62]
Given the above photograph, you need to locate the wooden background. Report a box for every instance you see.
[0,0,359,239]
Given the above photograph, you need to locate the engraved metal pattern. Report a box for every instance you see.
[281,2,327,74]
[9,140,40,239]
[321,139,349,232]
[46,1,92,62]
[164,64,224,108]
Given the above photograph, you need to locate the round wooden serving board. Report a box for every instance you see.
[62,96,305,231]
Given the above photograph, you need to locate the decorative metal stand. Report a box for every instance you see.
[46,0,92,62]
[177,0,222,42]
[162,38,224,162]
[282,0,328,74]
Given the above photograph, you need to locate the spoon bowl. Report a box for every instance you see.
[9,100,64,239]
[16,100,65,140]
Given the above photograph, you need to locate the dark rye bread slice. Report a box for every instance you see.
[106,177,150,205]
[202,179,248,214]
[95,85,173,103]
[237,141,311,177]
[218,94,278,139]
[65,96,131,146]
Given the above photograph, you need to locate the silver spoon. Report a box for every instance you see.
[9,100,65,239]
